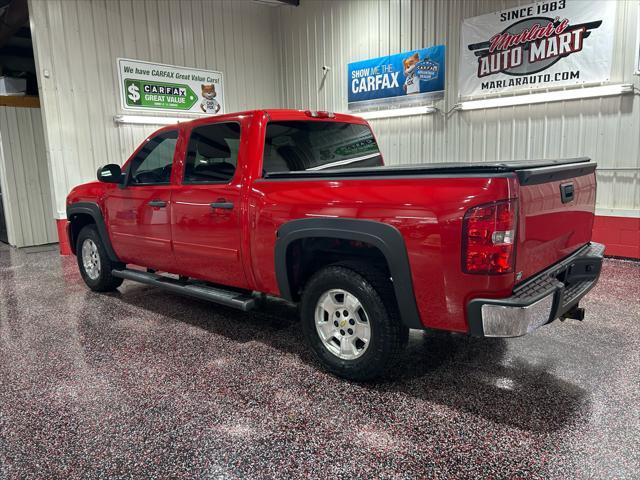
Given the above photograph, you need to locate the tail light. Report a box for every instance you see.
[462,199,517,274]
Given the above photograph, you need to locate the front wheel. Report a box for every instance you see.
[76,225,123,292]
[300,263,408,381]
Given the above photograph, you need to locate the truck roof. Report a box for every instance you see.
[175,109,367,129]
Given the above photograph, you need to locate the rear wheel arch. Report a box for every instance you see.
[274,218,423,329]
[67,202,120,262]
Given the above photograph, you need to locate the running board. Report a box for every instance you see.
[111,269,256,311]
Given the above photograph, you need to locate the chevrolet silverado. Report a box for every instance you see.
[66,109,604,380]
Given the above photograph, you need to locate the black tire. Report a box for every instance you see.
[300,262,408,381]
[76,224,124,292]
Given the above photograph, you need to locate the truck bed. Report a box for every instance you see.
[263,157,596,185]
[262,155,598,287]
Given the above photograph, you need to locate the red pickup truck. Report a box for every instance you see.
[66,109,604,380]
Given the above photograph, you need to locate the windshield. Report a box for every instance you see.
[262,121,383,174]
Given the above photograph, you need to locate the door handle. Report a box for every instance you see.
[148,200,167,208]
[210,199,234,210]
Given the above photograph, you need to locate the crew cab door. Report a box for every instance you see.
[171,121,248,289]
[103,129,178,272]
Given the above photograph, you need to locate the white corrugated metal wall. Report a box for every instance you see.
[28,0,281,220]
[0,106,57,247]
[273,0,640,214]
[24,0,640,229]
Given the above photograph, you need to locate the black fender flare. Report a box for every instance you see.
[66,202,120,262]
[275,218,423,329]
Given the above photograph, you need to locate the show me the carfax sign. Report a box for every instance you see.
[348,45,445,107]
[117,58,224,115]
[459,0,617,97]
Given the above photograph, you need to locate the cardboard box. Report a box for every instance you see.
[0,77,27,95]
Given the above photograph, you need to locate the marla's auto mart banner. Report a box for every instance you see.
[117,58,224,115]
[459,0,617,97]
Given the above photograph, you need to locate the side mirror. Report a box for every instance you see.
[97,164,124,184]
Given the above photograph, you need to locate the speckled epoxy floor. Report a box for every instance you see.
[0,243,638,479]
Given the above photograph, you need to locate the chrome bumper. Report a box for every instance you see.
[467,242,605,338]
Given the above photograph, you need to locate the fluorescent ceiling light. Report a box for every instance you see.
[113,115,197,125]
[354,106,437,120]
[457,84,634,111]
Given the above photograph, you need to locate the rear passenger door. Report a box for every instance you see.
[171,121,248,289]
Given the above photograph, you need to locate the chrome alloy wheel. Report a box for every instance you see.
[81,238,101,280]
[315,289,371,360]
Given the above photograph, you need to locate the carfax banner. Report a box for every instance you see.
[459,0,617,97]
[117,58,224,115]
[348,45,445,106]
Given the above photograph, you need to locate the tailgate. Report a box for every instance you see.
[515,160,597,281]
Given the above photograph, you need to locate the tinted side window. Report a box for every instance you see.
[128,130,178,185]
[262,121,382,174]
[184,123,241,183]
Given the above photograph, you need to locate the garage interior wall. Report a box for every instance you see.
[273,0,640,214]
[0,106,57,247]
[25,0,639,256]
[28,0,281,222]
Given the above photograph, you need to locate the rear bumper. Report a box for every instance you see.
[467,242,605,337]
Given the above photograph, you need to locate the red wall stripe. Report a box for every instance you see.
[56,219,72,256]
[592,215,640,259]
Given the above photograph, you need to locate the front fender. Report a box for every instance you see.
[66,202,120,262]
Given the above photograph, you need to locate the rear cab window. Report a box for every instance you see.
[184,122,241,184]
[262,121,382,175]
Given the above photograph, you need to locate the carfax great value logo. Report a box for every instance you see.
[125,79,198,110]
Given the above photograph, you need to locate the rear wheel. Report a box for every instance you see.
[76,225,123,292]
[300,263,408,381]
